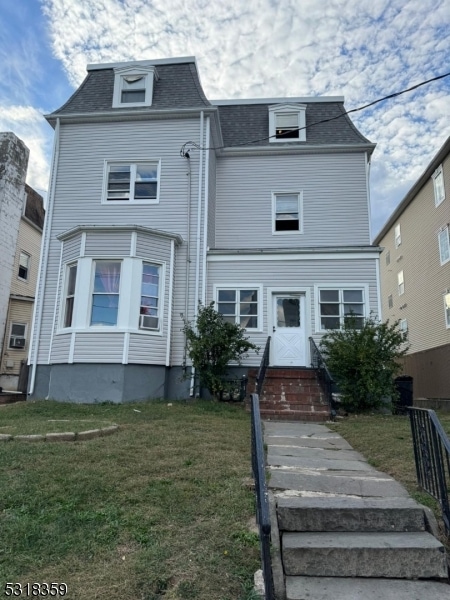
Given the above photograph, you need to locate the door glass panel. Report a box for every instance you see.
[276,297,300,327]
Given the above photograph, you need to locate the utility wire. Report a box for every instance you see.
[180,71,450,156]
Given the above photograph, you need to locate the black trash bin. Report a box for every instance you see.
[393,376,413,415]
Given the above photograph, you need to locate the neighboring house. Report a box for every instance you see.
[0,133,45,391]
[374,136,450,401]
[29,56,380,403]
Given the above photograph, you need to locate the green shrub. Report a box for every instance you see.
[320,314,408,413]
[182,303,258,399]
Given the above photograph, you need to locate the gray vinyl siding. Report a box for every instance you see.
[50,333,72,363]
[207,148,216,248]
[36,116,204,366]
[73,332,124,362]
[215,153,370,248]
[85,231,131,256]
[207,256,379,366]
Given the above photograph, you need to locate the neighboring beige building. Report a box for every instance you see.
[0,150,45,391]
[374,136,450,401]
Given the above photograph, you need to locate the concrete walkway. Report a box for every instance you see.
[264,420,450,600]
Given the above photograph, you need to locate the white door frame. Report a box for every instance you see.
[266,287,311,367]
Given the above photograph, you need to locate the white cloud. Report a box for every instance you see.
[35,0,450,233]
[0,106,51,198]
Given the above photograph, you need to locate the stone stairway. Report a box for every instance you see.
[247,367,330,422]
[264,421,450,600]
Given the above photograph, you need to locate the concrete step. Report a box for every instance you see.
[277,496,427,532]
[286,576,450,600]
[260,409,329,422]
[283,531,448,579]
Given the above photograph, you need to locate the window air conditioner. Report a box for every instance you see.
[12,337,26,349]
[140,314,158,330]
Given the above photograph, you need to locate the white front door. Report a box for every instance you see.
[272,294,306,366]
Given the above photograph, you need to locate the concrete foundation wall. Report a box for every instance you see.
[401,343,450,401]
[30,364,197,403]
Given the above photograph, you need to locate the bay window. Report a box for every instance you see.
[90,261,122,326]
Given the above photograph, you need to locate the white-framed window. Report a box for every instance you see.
[399,319,408,333]
[438,227,450,265]
[112,65,156,108]
[272,192,303,233]
[388,294,393,309]
[269,104,306,143]
[140,263,161,331]
[63,263,78,328]
[318,288,366,331]
[90,261,122,326]
[103,161,160,204]
[444,293,450,328]
[18,251,30,281]
[433,165,445,207]
[398,270,404,296]
[9,323,26,349]
[394,223,401,248]
[385,250,390,266]
[216,287,260,330]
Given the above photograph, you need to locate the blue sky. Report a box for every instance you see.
[0,0,449,237]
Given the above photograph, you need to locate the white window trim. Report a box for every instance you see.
[112,65,156,108]
[433,165,445,207]
[272,191,303,235]
[139,262,163,333]
[394,223,401,249]
[213,284,263,332]
[399,319,408,333]
[18,250,31,282]
[444,292,450,329]
[438,226,450,265]
[9,322,27,349]
[398,270,405,296]
[61,262,78,329]
[314,284,369,333]
[57,257,165,337]
[269,104,306,143]
[102,159,161,205]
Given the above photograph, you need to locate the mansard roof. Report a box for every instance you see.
[47,56,373,150]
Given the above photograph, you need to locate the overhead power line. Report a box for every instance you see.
[180,71,450,156]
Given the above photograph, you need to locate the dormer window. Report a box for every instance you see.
[112,65,157,108]
[269,104,306,143]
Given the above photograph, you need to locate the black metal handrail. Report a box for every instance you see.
[250,393,274,600]
[256,336,271,396]
[409,407,450,535]
[309,337,336,418]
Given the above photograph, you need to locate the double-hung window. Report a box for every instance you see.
[318,289,365,330]
[105,162,160,203]
[273,192,302,233]
[140,263,160,330]
[18,251,30,281]
[394,224,401,248]
[445,293,450,328]
[112,65,156,108]
[217,289,259,330]
[433,165,445,207]
[398,270,404,296]
[63,264,77,328]
[9,323,26,349]
[269,104,306,142]
[91,261,121,326]
[438,227,450,265]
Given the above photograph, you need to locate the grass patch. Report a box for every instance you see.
[329,412,450,545]
[0,400,259,599]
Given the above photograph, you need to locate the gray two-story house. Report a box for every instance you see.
[29,56,380,403]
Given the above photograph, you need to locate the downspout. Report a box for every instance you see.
[166,239,175,367]
[366,152,373,244]
[201,117,210,305]
[183,155,192,368]
[28,117,60,395]
[190,110,204,396]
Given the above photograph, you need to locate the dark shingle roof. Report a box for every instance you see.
[51,62,211,115]
[217,102,371,148]
[24,184,45,230]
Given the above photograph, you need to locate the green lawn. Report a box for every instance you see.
[329,411,450,543]
[0,400,260,600]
